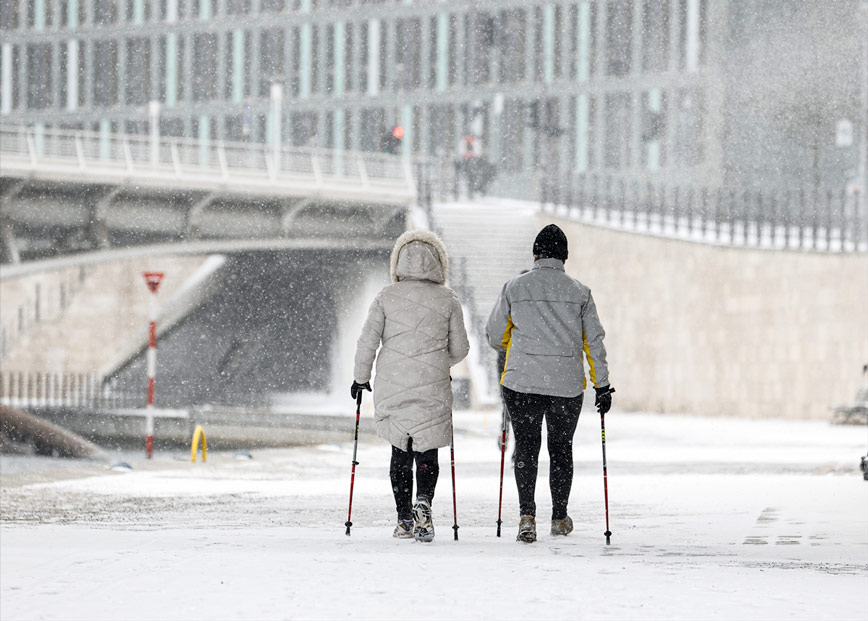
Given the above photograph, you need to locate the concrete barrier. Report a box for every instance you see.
[551,217,868,419]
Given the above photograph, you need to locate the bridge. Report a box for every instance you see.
[0,124,432,449]
[0,124,417,263]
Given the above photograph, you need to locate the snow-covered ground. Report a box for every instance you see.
[2,410,867,621]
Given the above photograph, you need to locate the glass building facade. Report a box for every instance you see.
[1,0,864,196]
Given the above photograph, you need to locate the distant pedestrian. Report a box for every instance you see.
[486,223,614,543]
[352,230,469,542]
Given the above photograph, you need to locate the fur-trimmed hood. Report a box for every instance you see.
[389,229,450,284]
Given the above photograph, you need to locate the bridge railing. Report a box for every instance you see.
[1,371,140,410]
[0,124,413,191]
[542,173,867,253]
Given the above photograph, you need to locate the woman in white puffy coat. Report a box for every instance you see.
[352,229,469,542]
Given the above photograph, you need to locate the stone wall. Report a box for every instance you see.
[1,256,211,374]
[551,217,868,419]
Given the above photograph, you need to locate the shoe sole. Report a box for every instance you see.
[414,530,434,543]
[516,533,537,543]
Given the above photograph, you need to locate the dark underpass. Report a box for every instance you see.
[113,249,386,407]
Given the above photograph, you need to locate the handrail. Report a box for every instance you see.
[0,124,413,190]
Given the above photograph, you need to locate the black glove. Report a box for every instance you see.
[594,386,615,415]
[350,381,371,400]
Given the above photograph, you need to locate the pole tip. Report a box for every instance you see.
[605,530,612,545]
[345,521,352,536]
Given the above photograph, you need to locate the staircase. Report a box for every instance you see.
[430,198,540,397]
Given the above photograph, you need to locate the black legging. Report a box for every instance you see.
[502,386,583,520]
[390,438,440,521]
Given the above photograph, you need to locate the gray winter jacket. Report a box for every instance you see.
[486,258,609,398]
[354,230,470,452]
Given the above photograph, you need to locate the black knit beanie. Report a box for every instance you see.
[533,224,568,261]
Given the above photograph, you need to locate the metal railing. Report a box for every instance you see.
[0,371,141,410]
[0,124,414,194]
[542,174,867,253]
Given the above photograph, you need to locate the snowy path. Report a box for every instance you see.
[2,411,867,620]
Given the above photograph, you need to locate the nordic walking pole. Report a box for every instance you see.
[345,391,363,536]
[599,410,612,545]
[450,434,459,541]
[496,409,508,537]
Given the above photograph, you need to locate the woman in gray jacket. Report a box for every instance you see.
[352,229,469,542]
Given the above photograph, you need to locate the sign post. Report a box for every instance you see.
[143,271,164,458]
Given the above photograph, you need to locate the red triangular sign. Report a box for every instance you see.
[143,272,164,294]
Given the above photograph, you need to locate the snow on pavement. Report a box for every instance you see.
[1,411,866,620]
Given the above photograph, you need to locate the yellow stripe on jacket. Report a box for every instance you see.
[500,315,515,385]
[582,329,597,390]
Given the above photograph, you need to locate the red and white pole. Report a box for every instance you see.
[143,271,164,459]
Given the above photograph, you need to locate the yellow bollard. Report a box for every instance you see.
[191,425,207,462]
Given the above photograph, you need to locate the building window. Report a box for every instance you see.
[678,0,706,71]
[157,0,184,22]
[360,106,385,152]
[94,0,119,25]
[470,12,495,86]
[27,0,54,28]
[290,26,301,97]
[260,28,285,97]
[606,0,632,77]
[1,2,20,30]
[641,89,667,169]
[311,24,321,95]
[642,0,669,73]
[60,0,86,27]
[291,110,317,147]
[673,89,704,166]
[227,0,250,15]
[92,40,118,106]
[126,38,151,105]
[500,99,523,172]
[552,5,563,81]
[160,118,184,138]
[604,92,632,169]
[192,33,218,101]
[344,22,354,93]
[324,110,334,149]
[498,8,526,84]
[343,108,352,150]
[426,16,437,89]
[532,7,543,83]
[377,22,387,92]
[27,44,54,108]
[159,35,185,103]
[325,24,335,94]
[448,14,458,86]
[192,0,216,19]
[262,0,285,12]
[396,18,422,91]
[129,0,154,22]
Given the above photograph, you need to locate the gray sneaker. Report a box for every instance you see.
[393,518,414,539]
[551,516,574,536]
[516,514,536,543]
[413,499,435,542]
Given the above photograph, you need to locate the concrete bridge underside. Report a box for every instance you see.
[0,176,409,263]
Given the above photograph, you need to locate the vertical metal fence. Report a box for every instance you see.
[0,371,141,410]
[541,174,867,253]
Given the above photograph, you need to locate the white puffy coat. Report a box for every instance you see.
[353,230,469,452]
